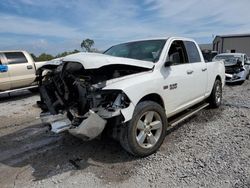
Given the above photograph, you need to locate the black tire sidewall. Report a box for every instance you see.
[210,79,222,108]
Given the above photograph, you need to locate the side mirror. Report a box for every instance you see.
[0,65,8,73]
[164,61,174,67]
[246,60,250,65]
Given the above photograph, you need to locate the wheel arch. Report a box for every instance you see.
[215,75,222,82]
[208,75,222,97]
[137,93,165,109]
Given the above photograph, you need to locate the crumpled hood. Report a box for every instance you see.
[224,62,238,67]
[61,52,154,69]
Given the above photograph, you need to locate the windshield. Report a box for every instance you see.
[214,55,243,65]
[104,40,166,62]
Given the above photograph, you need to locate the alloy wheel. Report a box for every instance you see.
[135,111,163,148]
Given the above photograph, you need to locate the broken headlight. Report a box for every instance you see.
[97,90,130,110]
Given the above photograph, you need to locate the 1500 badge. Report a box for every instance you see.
[164,83,178,90]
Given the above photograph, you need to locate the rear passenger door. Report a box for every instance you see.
[184,41,207,101]
[4,52,36,89]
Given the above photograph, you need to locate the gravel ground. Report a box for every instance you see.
[0,82,249,188]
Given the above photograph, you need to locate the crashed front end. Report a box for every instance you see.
[225,64,247,83]
[37,61,145,140]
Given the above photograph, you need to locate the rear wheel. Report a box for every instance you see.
[209,79,222,108]
[120,101,167,157]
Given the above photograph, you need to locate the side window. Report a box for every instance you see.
[167,40,188,65]
[184,41,201,63]
[4,52,28,65]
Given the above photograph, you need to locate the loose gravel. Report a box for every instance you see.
[0,82,249,188]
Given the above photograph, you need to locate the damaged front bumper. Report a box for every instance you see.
[39,86,134,140]
[225,65,248,83]
[40,112,71,133]
[68,110,107,140]
[41,110,107,140]
[225,71,246,83]
[37,61,137,140]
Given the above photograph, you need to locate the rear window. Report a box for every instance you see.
[4,52,28,64]
[184,41,201,63]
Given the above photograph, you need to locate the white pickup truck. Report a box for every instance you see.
[37,37,225,156]
[0,51,46,94]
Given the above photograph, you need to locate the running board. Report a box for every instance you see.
[0,85,37,95]
[167,103,209,130]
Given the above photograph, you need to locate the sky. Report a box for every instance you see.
[0,0,250,55]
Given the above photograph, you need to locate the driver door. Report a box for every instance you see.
[162,40,195,115]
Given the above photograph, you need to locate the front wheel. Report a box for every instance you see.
[120,101,167,157]
[246,72,249,80]
[209,79,222,108]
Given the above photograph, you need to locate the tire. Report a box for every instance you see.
[246,72,249,80]
[209,79,222,108]
[119,101,167,157]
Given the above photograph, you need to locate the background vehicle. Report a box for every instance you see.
[213,53,250,84]
[0,51,46,94]
[202,50,218,62]
[38,37,225,157]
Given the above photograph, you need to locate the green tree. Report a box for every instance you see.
[55,49,80,58]
[81,39,94,52]
[37,53,54,61]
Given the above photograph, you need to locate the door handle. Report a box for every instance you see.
[202,68,207,72]
[27,65,33,70]
[187,70,194,75]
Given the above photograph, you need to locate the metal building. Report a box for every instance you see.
[213,34,250,56]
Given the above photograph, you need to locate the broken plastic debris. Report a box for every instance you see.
[68,110,107,140]
[40,113,71,133]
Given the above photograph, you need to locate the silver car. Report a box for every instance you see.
[213,53,250,84]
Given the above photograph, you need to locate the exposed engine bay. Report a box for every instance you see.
[225,63,244,74]
[37,61,151,140]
